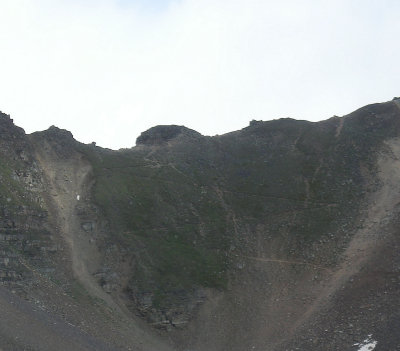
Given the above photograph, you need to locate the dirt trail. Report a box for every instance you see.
[335,117,345,138]
[244,256,331,271]
[287,137,400,337]
[31,139,122,313]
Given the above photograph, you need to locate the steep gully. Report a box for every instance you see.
[29,136,174,351]
[30,138,118,312]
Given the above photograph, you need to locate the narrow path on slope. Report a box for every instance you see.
[335,117,345,138]
[244,256,331,271]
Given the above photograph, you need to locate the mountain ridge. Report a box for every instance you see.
[0,99,399,350]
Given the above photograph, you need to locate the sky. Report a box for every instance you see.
[0,0,399,149]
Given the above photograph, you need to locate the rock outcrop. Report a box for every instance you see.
[136,125,201,145]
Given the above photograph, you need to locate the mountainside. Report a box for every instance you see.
[0,99,400,350]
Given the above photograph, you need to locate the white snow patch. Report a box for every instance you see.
[354,335,377,351]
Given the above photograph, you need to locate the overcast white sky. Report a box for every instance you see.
[0,0,399,149]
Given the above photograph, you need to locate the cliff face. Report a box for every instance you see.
[0,112,50,291]
[0,101,400,350]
